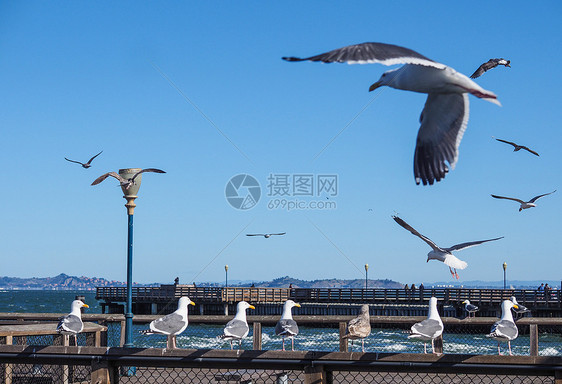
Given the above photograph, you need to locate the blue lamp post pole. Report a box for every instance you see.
[120,168,143,349]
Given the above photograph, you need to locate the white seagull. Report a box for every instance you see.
[491,191,556,211]
[342,304,371,352]
[462,300,479,318]
[487,300,519,355]
[246,233,286,238]
[64,151,103,168]
[91,168,166,189]
[56,300,89,345]
[283,42,500,185]
[510,296,531,316]
[275,300,301,351]
[140,297,195,349]
[392,216,503,279]
[408,297,444,354]
[219,301,255,349]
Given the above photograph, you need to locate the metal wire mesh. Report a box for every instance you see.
[332,371,554,384]
[1,362,91,384]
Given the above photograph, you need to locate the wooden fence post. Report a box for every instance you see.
[338,322,348,352]
[530,323,538,356]
[433,335,443,354]
[4,335,13,384]
[91,360,113,384]
[304,365,326,384]
[253,322,262,350]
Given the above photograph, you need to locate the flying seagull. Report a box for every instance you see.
[246,233,286,238]
[392,216,503,279]
[91,168,166,189]
[495,138,539,156]
[491,191,556,211]
[462,299,479,318]
[487,300,519,355]
[64,151,103,168]
[283,42,500,186]
[56,300,89,345]
[470,58,511,79]
[342,304,371,352]
[219,301,255,350]
[275,300,301,351]
[140,297,195,349]
[408,297,443,354]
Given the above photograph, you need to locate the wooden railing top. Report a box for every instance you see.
[0,321,106,337]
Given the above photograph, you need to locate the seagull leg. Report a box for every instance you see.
[424,343,427,354]
[508,341,513,356]
[431,338,435,354]
[282,336,285,351]
[291,337,294,351]
[230,340,233,350]
[497,342,502,355]
[361,339,365,353]
[350,339,353,352]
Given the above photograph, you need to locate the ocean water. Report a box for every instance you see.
[1,290,560,356]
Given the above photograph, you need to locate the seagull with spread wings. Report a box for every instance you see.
[246,233,286,238]
[283,42,500,186]
[470,58,511,79]
[392,216,503,279]
[491,191,556,211]
[91,168,166,189]
[64,151,103,168]
[494,138,539,156]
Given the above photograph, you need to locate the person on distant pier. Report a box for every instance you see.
[404,284,409,290]
[419,283,425,291]
[411,284,416,291]
[537,283,544,291]
[174,277,179,285]
[289,284,293,289]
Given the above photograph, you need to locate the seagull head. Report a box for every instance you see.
[369,68,400,92]
[178,297,195,308]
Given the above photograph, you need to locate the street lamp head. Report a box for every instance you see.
[503,262,507,271]
[225,265,229,272]
[119,168,143,196]
[365,264,369,271]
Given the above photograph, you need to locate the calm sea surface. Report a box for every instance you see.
[0,290,560,356]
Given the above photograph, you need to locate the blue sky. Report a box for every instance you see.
[1,2,561,286]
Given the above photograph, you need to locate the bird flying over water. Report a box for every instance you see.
[246,233,286,238]
[64,151,103,168]
[494,138,539,156]
[470,58,511,79]
[392,216,503,280]
[91,168,166,189]
[140,297,195,349]
[283,42,500,186]
[57,300,89,345]
[491,191,556,211]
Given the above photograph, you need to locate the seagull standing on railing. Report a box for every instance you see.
[275,300,301,351]
[408,297,444,354]
[487,299,519,355]
[462,300,479,318]
[219,301,255,350]
[510,296,531,318]
[56,300,89,345]
[140,297,195,349]
[342,304,371,352]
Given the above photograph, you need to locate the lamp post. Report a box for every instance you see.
[364,264,369,290]
[225,265,229,288]
[120,168,143,348]
[503,262,507,290]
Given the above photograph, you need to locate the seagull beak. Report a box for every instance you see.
[249,305,255,310]
[190,301,196,306]
[513,304,519,310]
[82,304,89,308]
[295,303,301,308]
[369,81,382,92]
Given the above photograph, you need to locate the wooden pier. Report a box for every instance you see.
[96,285,562,317]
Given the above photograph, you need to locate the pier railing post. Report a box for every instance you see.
[304,365,326,384]
[91,360,114,384]
[530,323,538,356]
[253,322,262,350]
[338,322,348,352]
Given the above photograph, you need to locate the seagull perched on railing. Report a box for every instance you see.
[510,296,531,318]
[91,168,166,189]
[57,300,89,345]
[487,300,519,355]
[219,301,254,350]
[392,216,503,279]
[64,151,103,168]
[275,300,301,351]
[462,300,479,318]
[491,191,556,212]
[408,297,443,354]
[283,42,500,186]
[140,297,195,349]
[342,304,371,352]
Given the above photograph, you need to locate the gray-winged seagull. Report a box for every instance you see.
[408,297,444,354]
[56,299,89,345]
[283,42,500,185]
[220,301,255,349]
[487,299,519,355]
[140,297,195,349]
[470,58,511,79]
[246,233,286,238]
[462,299,479,318]
[495,138,539,156]
[92,168,166,189]
[275,300,301,351]
[342,304,371,352]
[392,216,503,279]
[65,151,103,168]
[491,190,556,211]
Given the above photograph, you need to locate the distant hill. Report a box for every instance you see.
[200,276,404,289]
[0,273,158,290]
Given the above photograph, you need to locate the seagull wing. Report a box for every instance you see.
[282,42,445,69]
[519,146,539,156]
[491,194,525,204]
[91,172,125,186]
[392,216,442,252]
[446,237,504,252]
[132,168,166,181]
[270,233,286,236]
[414,93,469,185]
[65,158,84,166]
[495,138,518,148]
[86,151,103,165]
[246,234,264,237]
[469,59,498,79]
[528,190,556,203]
